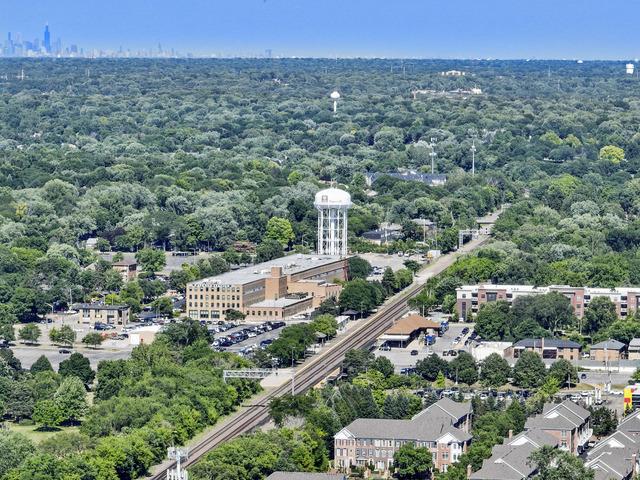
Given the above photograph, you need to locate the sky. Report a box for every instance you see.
[2,0,640,59]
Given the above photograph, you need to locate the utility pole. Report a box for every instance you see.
[470,139,477,176]
[167,447,189,480]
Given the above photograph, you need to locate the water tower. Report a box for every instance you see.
[314,187,351,256]
[330,90,341,113]
[627,63,635,75]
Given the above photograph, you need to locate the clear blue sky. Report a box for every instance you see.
[2,0,639,59]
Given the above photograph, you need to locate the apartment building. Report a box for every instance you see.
[470,429,559,480]
[73,303,130,326]
[506,338,582,361]
[524,400,591,454]
[186,254,348,322]
[333,398,472,474]
[590,339,626,362]
[585,430,640,480]
[471,400,591,480]
[456,284,640,321]
[112,258,138,282]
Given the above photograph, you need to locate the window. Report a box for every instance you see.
[486,292,497,302]
[442,452,449,460]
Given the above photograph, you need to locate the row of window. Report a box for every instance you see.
[191,285,239,292]
[188,302,240,309]
[188,294,240,301]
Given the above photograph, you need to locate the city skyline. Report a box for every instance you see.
[1,0,640,59]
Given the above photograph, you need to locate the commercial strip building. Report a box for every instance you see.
[186,254,348,322]
[333,398,472,474]
[456,284,640,321]
[72,303,130,326]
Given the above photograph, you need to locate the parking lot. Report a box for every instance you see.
[359,252,424,275]
[375,322,475,373]
[210,321,285,357]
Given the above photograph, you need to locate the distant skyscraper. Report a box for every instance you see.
[43,24,51,53]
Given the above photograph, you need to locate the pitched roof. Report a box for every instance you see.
[339,398,472,444]
[469,441,537,480]
[585,448,637,480]
[618,410,640,434]
[506,429,559,449]
[266,474,346,480]
[342,417,471,443]
[385,314,441,335]
[591,339,626,351]
[513,338,581,349]
[414,397,473,422]
[526,401,590,431]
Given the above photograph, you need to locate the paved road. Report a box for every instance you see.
[148,210,501,478]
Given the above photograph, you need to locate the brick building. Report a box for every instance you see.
[333,398,472,474]
[186,254,348,322]
[456,284,640,321]
[505,338,582,361]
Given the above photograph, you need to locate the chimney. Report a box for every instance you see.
[633,453,638,475]
[271,266,283,277]
[508,429,513,440]
[466,464,472,479]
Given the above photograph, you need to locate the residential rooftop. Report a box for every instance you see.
[591,339,626,350]
[266,473,346,480]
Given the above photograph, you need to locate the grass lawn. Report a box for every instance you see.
[7,422,79,444]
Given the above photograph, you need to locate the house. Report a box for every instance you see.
[334,398,472,474]
[506,338,581,361]
[266,474,346,480]
[585,427,640,479]
[112,258,138,282]
[628,339,640,360]
[470,429,559,480]
[73,303,130,326]
[524,400,592,454]
[617,409,640,436]
[590,340,626,362]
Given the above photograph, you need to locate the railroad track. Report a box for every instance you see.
[149,232,494,478]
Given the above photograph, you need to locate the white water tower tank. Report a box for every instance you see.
[330,90,341,113]
[314,187,351,256]
[627,63,635,75]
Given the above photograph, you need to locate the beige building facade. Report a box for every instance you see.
[186,254,348,322]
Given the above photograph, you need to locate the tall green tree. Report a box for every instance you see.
[513,351,546,388]
[393,443,433,480]
[479,353,511,388]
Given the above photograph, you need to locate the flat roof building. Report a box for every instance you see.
[186,254,348,322]
[72,303,130,326]
[457,284,640,321]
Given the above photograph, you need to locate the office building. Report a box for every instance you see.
[186,254,348,322]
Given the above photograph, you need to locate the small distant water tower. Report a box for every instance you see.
[330,90,341,113]
[314,186,351,256]
[627,63,635,75]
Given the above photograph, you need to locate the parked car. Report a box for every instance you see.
[410,349,419,356]
[58,348,72,354]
